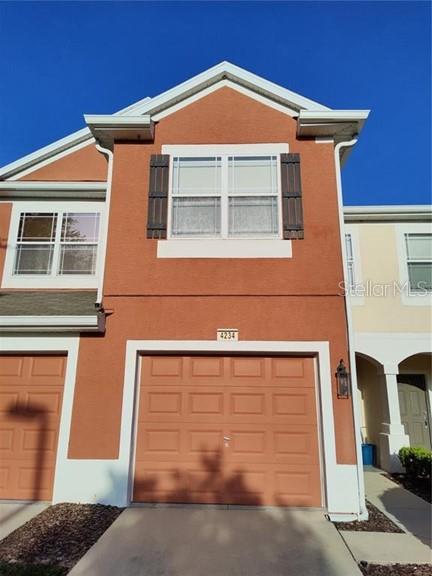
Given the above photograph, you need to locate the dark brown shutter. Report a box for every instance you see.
[147,154,170,239]
[280,153,304,240]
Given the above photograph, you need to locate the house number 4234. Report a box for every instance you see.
[217,329,239,341]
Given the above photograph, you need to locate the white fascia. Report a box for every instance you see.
[0,181,107,200]
[344,205,432,223]
[0,315,102,332]
[116,61,331,117]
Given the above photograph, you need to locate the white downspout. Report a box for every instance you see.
[334,138,368,520]
[95,144,114,306]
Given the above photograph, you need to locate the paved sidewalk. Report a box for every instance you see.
[365,467,431,546]
[69,506,362,576]
[338,468,431,565]
[0,501,49,540]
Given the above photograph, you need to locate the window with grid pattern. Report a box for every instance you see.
[405,233,432,292]
[13,211,100,276]
[170,155,279,238]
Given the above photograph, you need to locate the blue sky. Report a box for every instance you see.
[0,1,430,205]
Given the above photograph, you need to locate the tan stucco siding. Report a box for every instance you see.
[349,222,432,333]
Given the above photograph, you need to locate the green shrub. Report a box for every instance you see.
[399,446,432,479]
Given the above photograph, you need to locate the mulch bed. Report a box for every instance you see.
[334,500,404,532]
[359,562,432,575]
[386,473,432,504]
[0,503,123,574]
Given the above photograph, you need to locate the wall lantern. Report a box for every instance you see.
[335,359,351,399]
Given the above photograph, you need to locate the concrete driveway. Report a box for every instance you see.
[0,501,49,540]
[69,506,361,576]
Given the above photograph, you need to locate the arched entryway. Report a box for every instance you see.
[398,353,432,450]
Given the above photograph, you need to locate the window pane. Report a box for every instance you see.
[172,197,221,237]
[18,213,56,241]
[347,262,355,289]
[229,196,278,237]
[228,156,277,194]
[59,245,98,275]
[406,234,432,260]
[13,245,54,275]
[62,213,100,242]
[173,157,221,196]
[408,263,432,291]
[345,234,353,260]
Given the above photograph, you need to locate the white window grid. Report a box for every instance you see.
[168,154,282,240]
[11,209,101,278]
[405,233,432,293]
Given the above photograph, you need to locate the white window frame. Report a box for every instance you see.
[158,144,292,259]
[396,223,432,307]
[343,225,363,305]
[2,201,105,289]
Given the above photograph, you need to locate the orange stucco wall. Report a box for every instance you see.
[68,87,356,464]
[20,144,107,181]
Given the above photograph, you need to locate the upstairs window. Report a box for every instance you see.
[14,212,100,276]
[170,155,280,239]
[2,202,104,289]
[405,233,432,292]
[345,233,355,289]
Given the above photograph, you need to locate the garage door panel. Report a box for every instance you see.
[30,356,66,379]
[0,355,65,500]
[134,355,321,507]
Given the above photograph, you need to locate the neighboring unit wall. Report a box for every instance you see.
[348,222,431,333]
[348,216,432,471]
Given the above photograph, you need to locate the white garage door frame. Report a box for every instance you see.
[121,340,364,520]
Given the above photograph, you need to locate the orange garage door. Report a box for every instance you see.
[134,356,321,507]
[0,355,65,501]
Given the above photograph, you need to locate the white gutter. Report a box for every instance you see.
[95,144,114,305]
[333,138,368,521]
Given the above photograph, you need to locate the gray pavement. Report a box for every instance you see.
[364,467,432,546]
[0,501,49,540]
[69,506,362,576]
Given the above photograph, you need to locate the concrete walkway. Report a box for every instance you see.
[69,506,362,576]
[0,501,49,540]
[365,467,431,546]
[338,468,432,565]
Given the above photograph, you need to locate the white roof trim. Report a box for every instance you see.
[0,61,333,180]
[126,61,330,117]
[0,315,101,332]
[344,205,432,222]
[0,181,106,191]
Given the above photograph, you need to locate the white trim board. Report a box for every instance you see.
[0,315,100,329]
